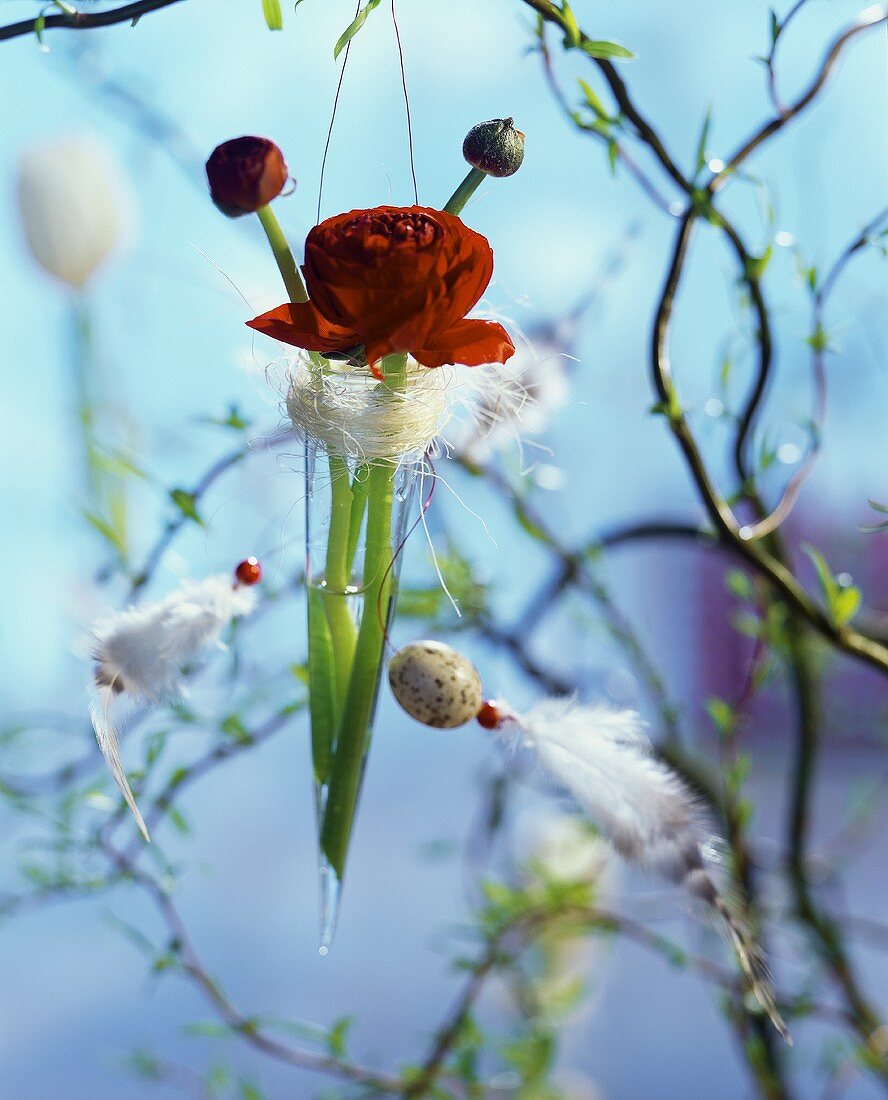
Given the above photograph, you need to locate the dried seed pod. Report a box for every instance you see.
[388,641,483,728]
[462,117,525,178]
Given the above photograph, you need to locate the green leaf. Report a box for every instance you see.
[183,1020,234,1038]
[33,13,46,46]
[744,245,773,282]
[833,587,861,625]
[803,544,861,626]
[127,1050,162,1081]
[862,501,888,533]
[805,543,835,598]
[726,569,754,601]
[261,0,283,30]
[759,438,776,471]
[690,187,720,225]
[290,661,310,685]
[581,38,634,60]
[706,697,735,737]
[805,323,830,353]
[82,509,127,555]
[169,488,204,525]
[577,78,612,122]
[560,2,581,48]
[91,449,149,481]
[648,385,683,422]
[167,766,189,789]
[334,0,382,59]
[327,1016,354,1058]
[694,106,712,176]
[769,8,781,45]
[221,714,251,743]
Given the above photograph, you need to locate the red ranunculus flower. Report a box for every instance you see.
[246,205,514,375]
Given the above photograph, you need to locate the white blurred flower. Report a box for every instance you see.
[551,1070,603,1100]
[519,810,613,890]
[17,134,131,289]
[513,810,618,1023]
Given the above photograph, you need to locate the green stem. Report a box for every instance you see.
[322,456,358,714]
[320,354,408,878]
[443,167,486,216]
[72,295,129,561]
[72,295,98,492]
[255,203,308,303]
[346,464,371,572]
[307,586,336,785]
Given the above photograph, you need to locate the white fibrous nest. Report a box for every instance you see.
[286,359,454,461]
[449,340,571,463]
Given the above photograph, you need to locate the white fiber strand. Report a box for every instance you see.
[506,698,790,1042]
[89,575,258,839]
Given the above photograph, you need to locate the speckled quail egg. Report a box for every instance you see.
[388,641,483,728]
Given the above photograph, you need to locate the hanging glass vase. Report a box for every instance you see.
[296,354,448,948]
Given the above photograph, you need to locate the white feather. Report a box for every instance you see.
[503,697,790,1042]
[89,575,258,839]
[513,699,701,878]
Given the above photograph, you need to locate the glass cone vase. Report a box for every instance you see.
[304,426,422,951]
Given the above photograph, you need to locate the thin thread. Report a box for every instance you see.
[391,0,418,204]
[317,0,361,225]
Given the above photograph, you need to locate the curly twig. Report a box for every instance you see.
[0,0,190,43]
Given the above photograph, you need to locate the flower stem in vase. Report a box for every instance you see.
[307,586,336,792]
[317,354,408,941]
[322,454,358,710]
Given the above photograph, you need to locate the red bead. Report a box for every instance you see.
[235,557,262,586]
[476,700,501,729]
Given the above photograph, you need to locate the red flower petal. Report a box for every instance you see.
[246,301,358,353]
[414,318,516,369]
[363,336,395,378]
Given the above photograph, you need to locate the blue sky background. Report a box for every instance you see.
[0,1,886,1096]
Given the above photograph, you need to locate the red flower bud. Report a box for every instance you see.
[206,137,288,217]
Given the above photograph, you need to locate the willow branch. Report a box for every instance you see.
[743,205,888,540]
[714,6,888,185]
[0,0,189,42]
[520,0,691,193]
[783,620,888,1074]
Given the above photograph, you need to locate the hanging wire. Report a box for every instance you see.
[317,0,361,224]
[391,0,419,203]
[318,0,419,222]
